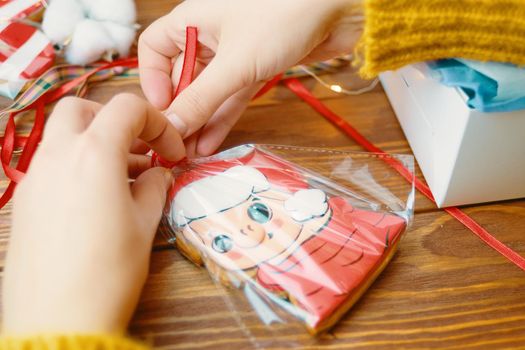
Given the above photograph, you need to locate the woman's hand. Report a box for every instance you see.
[139,0,363,157]
[3,94,185,335]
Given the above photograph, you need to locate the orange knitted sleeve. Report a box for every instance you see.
[0,335,149,350]
[359,0,525,78]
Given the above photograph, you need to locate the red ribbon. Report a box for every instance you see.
[174,27,198,97]
[0,57,139,207]
[282,78,525,271]
[152,27,198,168]
[0,102,45,207]
[254,74,284,100]
[1,26,523,272]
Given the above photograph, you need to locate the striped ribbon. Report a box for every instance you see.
[3,57,350,121]
[284,54,353,77]
[0,63,136,122]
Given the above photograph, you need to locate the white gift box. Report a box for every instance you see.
[380,64,525,207]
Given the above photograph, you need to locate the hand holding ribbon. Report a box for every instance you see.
[3,94,184,334]
[138,0,362,157]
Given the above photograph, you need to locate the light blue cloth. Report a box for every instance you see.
[428,59,525,113]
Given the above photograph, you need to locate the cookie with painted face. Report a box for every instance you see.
[167,147,407,334]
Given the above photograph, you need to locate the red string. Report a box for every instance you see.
[0,136,27,149]
[1,114,22,182]
[153,26,198,168]
[254,74,284,100]
[0,178,15,209]
[0,59,139,208]
[0,102,46,207]
[18,102,46,171]
[283,77,525,271]
[174,27,198,97]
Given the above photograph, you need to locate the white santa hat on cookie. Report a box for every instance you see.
[169,150,329,227]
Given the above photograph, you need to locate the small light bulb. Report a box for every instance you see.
[330,84,343,93]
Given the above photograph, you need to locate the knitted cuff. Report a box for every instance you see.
[0,335,149,350]
[358,0,525,78]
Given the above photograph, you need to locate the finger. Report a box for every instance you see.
[128,153,151,178]
[88,93,185,162]
[170,54,208,105]
[164,52,247,139]
[130,139,151,155]
[183,130,201,159]
[131,167,173,241]
[138,15,183,110]
[44,97,102,139]
[196,83,262,156]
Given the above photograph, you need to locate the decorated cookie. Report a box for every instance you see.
[166,146,407,334]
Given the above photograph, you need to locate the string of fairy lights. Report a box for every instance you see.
[299,65,379,96]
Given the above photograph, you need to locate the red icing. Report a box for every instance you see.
[256,197,406,328]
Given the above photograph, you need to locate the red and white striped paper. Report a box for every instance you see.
[0,0,44,20]
[0,21,54,98]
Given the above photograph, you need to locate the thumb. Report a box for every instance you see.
[131,167,173,240]
[164,54,247,138]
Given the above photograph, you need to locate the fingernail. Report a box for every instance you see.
[166,112,188,137]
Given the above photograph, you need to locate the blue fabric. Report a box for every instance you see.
[428,59,525,113]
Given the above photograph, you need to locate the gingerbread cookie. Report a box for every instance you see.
[166,146,407,334]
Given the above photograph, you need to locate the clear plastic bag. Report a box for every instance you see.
[163,144,414,337]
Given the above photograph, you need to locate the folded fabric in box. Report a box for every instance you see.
[0,22,55,99]
[428,59,525,113]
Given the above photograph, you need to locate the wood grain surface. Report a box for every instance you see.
[1,1,525,349]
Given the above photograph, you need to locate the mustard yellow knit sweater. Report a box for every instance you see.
[359,0,525,78]
[0,335,149,350]
[1,1,524,350]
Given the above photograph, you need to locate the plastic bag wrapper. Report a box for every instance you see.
[0,21,55,99]
[162,144,414,342]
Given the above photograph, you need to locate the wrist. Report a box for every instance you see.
[327,0,365,54]
[324,0,365,35]
[341,0,365,25]
[332,0,364,15]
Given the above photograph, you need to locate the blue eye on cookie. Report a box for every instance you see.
[212,234,233,254]
[247,202,272,224]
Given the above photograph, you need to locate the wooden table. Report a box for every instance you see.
[1,1,525,349]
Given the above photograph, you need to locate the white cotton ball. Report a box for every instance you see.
[44,0,137,64]
[65,19,115,65]
[101,21,136,57]
[284,189,328,222]
[42,0,85,43]
[80,0,136,25]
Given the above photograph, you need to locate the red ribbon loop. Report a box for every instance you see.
[152,26,198,168]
